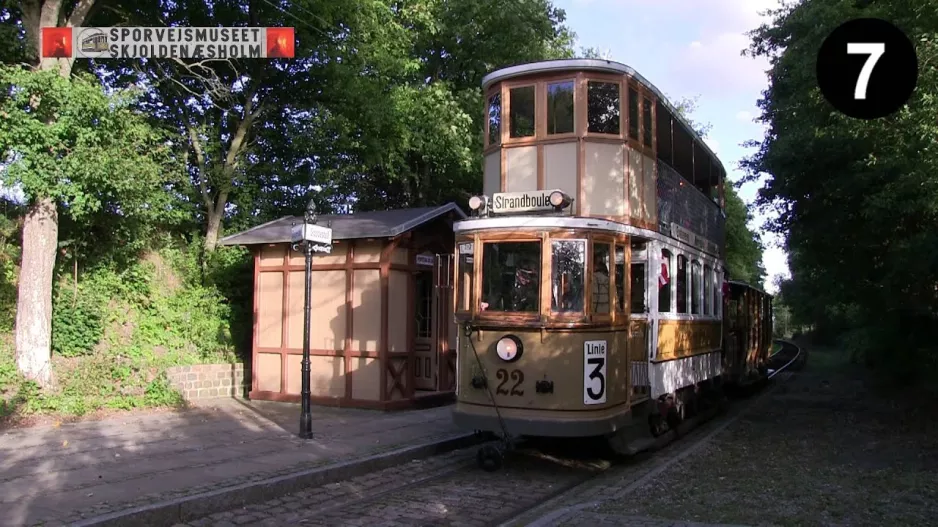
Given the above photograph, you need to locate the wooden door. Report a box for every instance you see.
[413,264,437,391]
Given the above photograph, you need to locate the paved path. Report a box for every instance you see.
[0,398,464,526]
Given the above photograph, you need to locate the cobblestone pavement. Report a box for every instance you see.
[183,442,612,527]
[0,399,465,526]
[554,512,747,526]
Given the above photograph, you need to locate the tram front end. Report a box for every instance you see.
[450,195,632,441]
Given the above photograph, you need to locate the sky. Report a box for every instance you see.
[556,0,790,292]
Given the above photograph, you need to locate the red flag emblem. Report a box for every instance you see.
[41,27,73,58]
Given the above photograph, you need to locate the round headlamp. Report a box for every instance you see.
[495,335,523,362]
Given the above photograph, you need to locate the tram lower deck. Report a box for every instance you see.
[452,215,726,443]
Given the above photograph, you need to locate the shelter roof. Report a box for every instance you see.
[218,203,466,247]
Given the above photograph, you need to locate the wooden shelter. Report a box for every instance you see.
[218,204,466,410]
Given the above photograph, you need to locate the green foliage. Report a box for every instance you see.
[743,1,938,384]
[0,67,181,218]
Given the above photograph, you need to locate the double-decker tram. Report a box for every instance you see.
[450,59,738,469]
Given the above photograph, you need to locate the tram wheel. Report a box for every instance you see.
[477,444,504,472]
[666,405,682,433]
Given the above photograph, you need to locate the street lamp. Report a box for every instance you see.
[290,198,333,439]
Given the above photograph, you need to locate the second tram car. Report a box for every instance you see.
[450,59,774,459]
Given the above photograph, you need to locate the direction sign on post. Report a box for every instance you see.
[291,223,333,253]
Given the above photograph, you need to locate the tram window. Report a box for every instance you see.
[614,246,626,312]
[591,243,611,314]
[703,264,712,315]
[658,249,672,313]
[628,86,639,139]
[587,81,620,135]
[487,92,501,145]
[642,96,653,147]
[676,255,688,314]
[691,260,701,315]
[714,271,722,317]
[547,81,575,135]
[630,263,645,314]
[509,86,535,138]
[481,241,540,313]
[551,240,586,313]
[456,246,474,312]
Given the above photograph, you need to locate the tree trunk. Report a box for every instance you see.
[15,197,58,388]
[204,210,223,254]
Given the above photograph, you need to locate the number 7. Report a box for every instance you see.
[847,42,885,100]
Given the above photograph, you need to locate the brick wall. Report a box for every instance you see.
[165,363,249,401]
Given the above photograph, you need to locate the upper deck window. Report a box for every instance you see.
[703,264,712,315]
[551,240,586,313]
[509,86,535,138]
[587,81,620,135]
[481,241,540,313]
[487,92,501,145]
[642,96,653,147]
[628,86,639,140]
[547,81,575,135]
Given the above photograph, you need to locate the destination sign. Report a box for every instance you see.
[491,189,566,214]
[670,223,719,255]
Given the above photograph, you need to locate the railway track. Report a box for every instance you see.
[189,340,804,527]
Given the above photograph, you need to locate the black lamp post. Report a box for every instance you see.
[291,198,332,440]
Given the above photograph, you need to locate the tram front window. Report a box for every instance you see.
[481,241,540,312]
[551,240,586,313]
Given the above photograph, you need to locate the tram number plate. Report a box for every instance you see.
[495,368,524,396]
[583,340,607,405]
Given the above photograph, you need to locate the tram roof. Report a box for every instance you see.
[726,279,772,297]
[482,58,724,174]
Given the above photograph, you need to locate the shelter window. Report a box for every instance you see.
[676,254,688,314]
[592,243,611,314]
[456,242,474,312]
[628,86,639,140]
[658,249,672,313]
[547,80,575,135]
[551,240,586,313]
[481,241,540,313]
[703,264,712,315]
[587,81,620,135]
[509,85,535,138]
[691,260,701,315]
[487,92,501,145]
[642,96,653,146]
[614,246,626,312]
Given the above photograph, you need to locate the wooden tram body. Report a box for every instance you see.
[449,59,772,454]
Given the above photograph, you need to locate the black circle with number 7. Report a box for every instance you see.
[816,18,918,120]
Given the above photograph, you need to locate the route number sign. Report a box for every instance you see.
[583,340,607,405]
[816,18,918,120]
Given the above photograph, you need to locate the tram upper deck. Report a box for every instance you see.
[480,59,726,257]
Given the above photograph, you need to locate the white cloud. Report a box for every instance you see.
[704,136,720,153]
[735,110,753,122]
[689,41,702,49]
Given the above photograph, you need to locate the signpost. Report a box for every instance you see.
[291,200,333,440]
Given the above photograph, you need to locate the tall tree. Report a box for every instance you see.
[742,0,938,375]
[1,0,179,386]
